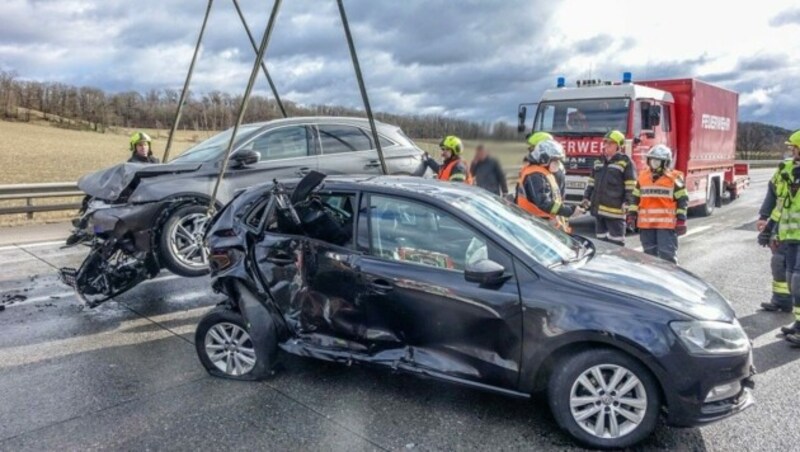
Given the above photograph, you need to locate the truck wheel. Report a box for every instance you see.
[695,180,718,217]
[548,349,661,449]
[159,204,210,277]
[195,307,276,381]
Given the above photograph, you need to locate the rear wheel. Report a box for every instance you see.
[159,204,210,276]
[195,307,275,380]
[548,349,661,449]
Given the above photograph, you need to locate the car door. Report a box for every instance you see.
[223,125,319,195]
[253,191,373,346]
[354,193,523,389]
[315,124,386,175]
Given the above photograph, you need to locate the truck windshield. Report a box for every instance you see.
[535,98,630,135]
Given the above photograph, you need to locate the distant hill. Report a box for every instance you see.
[737,122,792,159]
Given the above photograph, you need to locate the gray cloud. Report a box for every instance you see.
[770,8,800,26]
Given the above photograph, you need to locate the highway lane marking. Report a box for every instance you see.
[0,240,67,252]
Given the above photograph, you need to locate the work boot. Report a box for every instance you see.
[761,301,793,313]
[780,321,800,336]
[786,333,800,347]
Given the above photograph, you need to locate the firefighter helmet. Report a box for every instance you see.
[439,135,463,156]
[603,130,625,146]
[646,144,673,170]
[526,131,554,148]
[528,139,565,165]
[786,130,800,148]
[129,131,152,152]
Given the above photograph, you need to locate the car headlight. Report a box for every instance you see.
[670,320,750,356]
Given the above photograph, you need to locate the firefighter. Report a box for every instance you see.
[423,135,471,183]
[756,162,792,313]
[629,145,688,264]
[128,131,160,163]
[516,139,582,232]
[581,130,636,245]
[527,132,565,195]
[770,130,800,345]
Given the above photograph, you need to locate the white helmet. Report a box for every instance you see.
[646,145,673,169]
[528,139,565,165]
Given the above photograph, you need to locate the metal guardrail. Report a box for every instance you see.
[0,182,83,218]
[0,160,773,219]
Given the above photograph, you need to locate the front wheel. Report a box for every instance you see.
[547,349,661,449]
[158,204,210,277]
[195,308,275,380]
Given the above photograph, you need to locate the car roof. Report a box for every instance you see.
[242,116,398,131]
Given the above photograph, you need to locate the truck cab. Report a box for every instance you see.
[519,75,747,214]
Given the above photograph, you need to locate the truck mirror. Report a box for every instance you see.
[517,107,527,133]
[624,139,633,156]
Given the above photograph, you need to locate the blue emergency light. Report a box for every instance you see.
[622,72,632,84]
[557,77,565,88]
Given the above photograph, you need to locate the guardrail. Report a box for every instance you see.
[0,182,83,218]
[0,160,774,219]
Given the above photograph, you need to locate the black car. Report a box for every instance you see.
[196,172,754,449]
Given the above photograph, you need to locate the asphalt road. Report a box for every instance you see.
[0,168,797,451]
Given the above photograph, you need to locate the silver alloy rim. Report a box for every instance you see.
[204,322,256,376]
[168,212,209,269]
[569,364,647,439]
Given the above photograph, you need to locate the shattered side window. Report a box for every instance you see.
[367,195,488,272]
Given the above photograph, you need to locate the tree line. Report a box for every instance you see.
[737,122,792,159]
[0,70,519,140]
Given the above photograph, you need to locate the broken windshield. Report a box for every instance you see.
[534,98,630,135]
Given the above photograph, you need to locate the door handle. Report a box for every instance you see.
[296,167,311,176]
[364,160,381,168]
[370,279,393,293]
[265,252,294,265]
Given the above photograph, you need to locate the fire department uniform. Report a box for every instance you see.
[630,167,689,263]
[516,163,574,232]
[757,162,792,311]
[770,160,800,342]
[583,152,637,244]
[425,157,472,183]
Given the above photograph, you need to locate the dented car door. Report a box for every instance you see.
[354,193,523,389]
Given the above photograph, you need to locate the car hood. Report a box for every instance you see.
[78,162,202,201]
[556,244,735,321]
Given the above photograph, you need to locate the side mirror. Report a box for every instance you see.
[517,106,528,133]
[465,259,510,286]
[232,149,260,167]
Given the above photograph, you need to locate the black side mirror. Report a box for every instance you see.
[232,149,260,167]
[648,107,661,127]
[465,259,510,286]
[517,106,527,133]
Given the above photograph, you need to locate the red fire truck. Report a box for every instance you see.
[518,74,749,216]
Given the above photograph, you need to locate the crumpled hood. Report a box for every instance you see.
[556,245,735,321]
[78,162,202,201]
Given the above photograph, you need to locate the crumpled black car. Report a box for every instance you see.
[75,117,427,277]
[196,172,754,449]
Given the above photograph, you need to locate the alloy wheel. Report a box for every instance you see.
[204,322,257,376]
[168,212,209,270]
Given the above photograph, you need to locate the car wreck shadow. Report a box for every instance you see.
[269,354,708,451]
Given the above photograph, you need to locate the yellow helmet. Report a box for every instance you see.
[786,130,800,148]
[527,131,553,148]
[130,131,152,151]
[603,130,625,146]
[439,135,463,155]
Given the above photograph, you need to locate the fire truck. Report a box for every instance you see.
[517,73,749,216]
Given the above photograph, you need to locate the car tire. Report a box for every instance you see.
[159,204,211,277]
[195,307,275,381]
[547,348,661,449]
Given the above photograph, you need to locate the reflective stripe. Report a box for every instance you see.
[450,174,466,181]
[674,189,688,198]
[795,306,800,322]
[632,188,641,196]
[628,205,639,212]
[608,164,624,172]
[550,201,562,214]
[639,208,676,215]
[676,208,687,215]
[773,281,790,295]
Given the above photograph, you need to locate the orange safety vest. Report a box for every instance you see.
[438,159,473,184]
[516,165,571,233]
[636,168,683,230]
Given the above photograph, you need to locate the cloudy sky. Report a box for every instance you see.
[2,0,799,128]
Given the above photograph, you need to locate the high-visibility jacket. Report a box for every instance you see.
[438,158,473,184]
[516,165,571,232]
[631,168,688,230]
[774,160,800,242]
